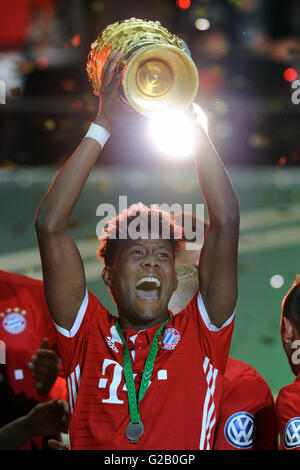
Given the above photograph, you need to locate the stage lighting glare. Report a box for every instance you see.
[283,67,298,82]
[176,0,191,9]
[149,111,195,159]
[195,18,211,31]
[149,105,208,160]
[270,274,284,289]
[192,103,209,133]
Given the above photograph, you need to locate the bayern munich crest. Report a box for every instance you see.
[161,327,181,350]
[2,312,27,335]
[284,417,300,449]
[224,412,256,449]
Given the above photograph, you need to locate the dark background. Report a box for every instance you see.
[0,0,299,169]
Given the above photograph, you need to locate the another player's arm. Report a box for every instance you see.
[34,52,123,330]
[29,338,60,394]
[193,112,240,328]
[0,400,69,450]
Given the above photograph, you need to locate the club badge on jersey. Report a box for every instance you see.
[1,308,27,335]
[224,411,257,449]
[161,327,181,351]
[284,417,300,449]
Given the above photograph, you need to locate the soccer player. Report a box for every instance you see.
[276,280,300,450]
[169,212,278,450]
[34,51,240,450]
[0,269,67,449]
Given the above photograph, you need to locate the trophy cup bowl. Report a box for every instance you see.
[86,18,199,117]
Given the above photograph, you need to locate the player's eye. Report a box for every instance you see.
[131,249,144,256]
[158,252,169,258]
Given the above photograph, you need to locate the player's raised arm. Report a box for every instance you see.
[192,108,240,328]
[34,52,124,331]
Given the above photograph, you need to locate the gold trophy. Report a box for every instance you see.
[86,18,199,117]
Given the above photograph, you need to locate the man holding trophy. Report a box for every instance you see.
[34,19,240,450]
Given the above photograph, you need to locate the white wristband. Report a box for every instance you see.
[85,123,110,148]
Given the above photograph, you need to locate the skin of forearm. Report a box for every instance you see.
[193,128,240,227]
[0,415,34,450]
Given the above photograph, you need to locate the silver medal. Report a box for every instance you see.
[126,421,144,441]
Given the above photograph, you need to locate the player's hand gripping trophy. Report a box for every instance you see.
[86,18,199,132]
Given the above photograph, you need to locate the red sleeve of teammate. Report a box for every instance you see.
[276,380,300,450]
[186,290,235,375]
[214,369,278,450]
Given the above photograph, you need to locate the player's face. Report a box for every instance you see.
[109,238,178,330]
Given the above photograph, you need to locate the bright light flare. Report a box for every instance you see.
[270,274,284,289]
[193,103,208,133]
[195,18,211,31]
[148,104,208,160]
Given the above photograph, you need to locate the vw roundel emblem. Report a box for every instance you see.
[284,417,300,449]
[161,327,181,350]
[224,412,256,449]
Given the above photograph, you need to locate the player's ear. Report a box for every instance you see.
[102,266,114,289]
[281,317,294,345]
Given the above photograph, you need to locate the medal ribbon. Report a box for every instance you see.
[115,315,171,425]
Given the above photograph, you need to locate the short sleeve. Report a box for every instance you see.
[53,288,91,376]
[214,372,277,450]
[186,290,235,375]
[276,386,300,450]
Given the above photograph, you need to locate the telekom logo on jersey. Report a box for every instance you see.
[67,360,167,412]
[98,358,167,403]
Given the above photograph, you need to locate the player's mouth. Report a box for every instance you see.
[135,276,162,302]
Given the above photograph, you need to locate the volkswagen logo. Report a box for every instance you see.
[224,412,256,449]
[284,417,300,449]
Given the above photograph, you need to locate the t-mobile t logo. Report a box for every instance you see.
[98,358,168,404]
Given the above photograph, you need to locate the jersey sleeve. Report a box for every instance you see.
[276,385,300,450]
[53,288,91,376]
[253,380,278,450]
[186,290,235,375]
[214,372,278,450]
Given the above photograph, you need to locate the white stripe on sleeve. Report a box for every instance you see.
[197,291,235,332]
[54,288,89,338]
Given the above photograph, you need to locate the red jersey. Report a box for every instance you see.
[54,289,235,450]
[214,357,278,450]
[0,270,67,449]
[276,373,300,450]
[0,0,53,48]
